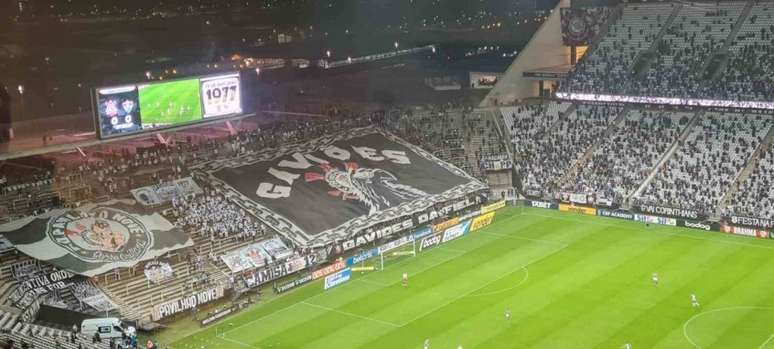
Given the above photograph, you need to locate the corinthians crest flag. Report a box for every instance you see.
[0,199,193,277]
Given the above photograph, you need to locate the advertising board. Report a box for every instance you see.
[324,268,352,290]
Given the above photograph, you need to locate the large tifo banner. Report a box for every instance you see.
[0,200,193,277]
[200,127,487,247]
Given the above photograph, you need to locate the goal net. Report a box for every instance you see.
[379,237,416,271]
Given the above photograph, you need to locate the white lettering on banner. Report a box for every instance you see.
[640,205,699,219]
[442,221,470,243]
[730,216,774,229]
[152,287,224,321]
[341,218,414,251]
[255,146,414,199]
[324,268,352,290]
[379,235,415,254]
[419,234,442,251]
[569,193,587,204]
[684,221,711,231]
[531,201,552,209]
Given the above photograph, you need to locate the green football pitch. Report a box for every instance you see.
[169,207,774,349]
[139,79,202,126]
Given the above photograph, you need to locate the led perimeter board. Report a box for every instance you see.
[94,72,242,139]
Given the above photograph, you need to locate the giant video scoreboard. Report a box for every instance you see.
[94,72,243,139]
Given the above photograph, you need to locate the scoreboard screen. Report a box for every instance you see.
[201,73,242,118]
[95,73,243,139]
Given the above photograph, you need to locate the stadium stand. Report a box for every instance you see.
[503,102,624,196]
[724,137,774,218]
[561,109,693,204]
[561,3,677,95]
[636,111,772,215]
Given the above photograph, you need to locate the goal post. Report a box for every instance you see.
[379,236,416,271]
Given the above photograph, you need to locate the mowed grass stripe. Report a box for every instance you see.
[532,234,757,349]
[170,208,774,349]
[463,224,671,348]
[675,255,774,349]
[360,221,648,348]
[254,217,558,348]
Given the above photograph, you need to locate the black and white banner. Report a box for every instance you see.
[338,195,482,252]
[151,286,226,321]
[70,281,117,312]
[0,199,194,277]
[144,261,175,284]
[245,255,312,288]
[638,204,700,220]
[199,127,486,248]
[729,216,774,230]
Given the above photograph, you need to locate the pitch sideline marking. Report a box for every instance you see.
[218,334,259,349]
[464,266,529,298]
[222,246,464,338]
[523,212,774,251]
[200,212,553,344]
[759,334,774,349]
[299,301,401,328]
[682,306,774,349]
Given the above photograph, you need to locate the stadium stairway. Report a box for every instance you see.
[629,3,683,76]
[699,0,754,79]
[98,233,255,324]
[3,320,112,349]
[581,3,624,60]
[627,110,704,208]
[716,120,774,217]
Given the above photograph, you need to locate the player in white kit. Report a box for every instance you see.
[652,272,659,286]
[402,272,408,287]
[423,338,430,349]
[505,308,511,322]
[691,294,700,309]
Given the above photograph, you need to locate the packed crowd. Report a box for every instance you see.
[637,111,771,214]
[171,191,264,241]
[504,102,623,196]
[726,142,774,218]
[561,3,674,95]
[561,1,774,103]
[562,109,691,203]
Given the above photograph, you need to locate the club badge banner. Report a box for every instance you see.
[561,7,610,46]
[0,200,193,277]
[144,261,175,284]
[200,127,486,248]
[131,177,203,206]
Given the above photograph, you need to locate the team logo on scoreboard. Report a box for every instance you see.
[47,207,152,262]
[122,99,136,114]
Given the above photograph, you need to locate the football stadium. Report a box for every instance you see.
[0,0,773,348]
